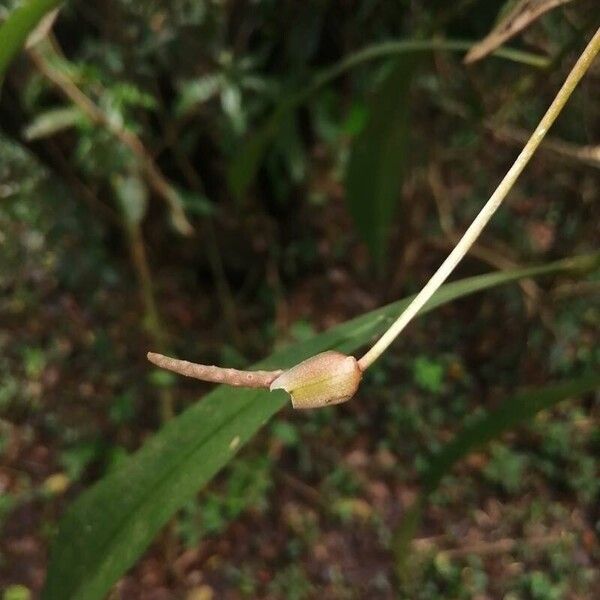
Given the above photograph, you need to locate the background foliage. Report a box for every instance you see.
[1,1,599,598]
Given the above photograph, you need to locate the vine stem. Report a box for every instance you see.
[358,27,600,372]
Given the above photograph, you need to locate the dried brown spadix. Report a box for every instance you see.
[147,350,362,409]
[147,352,282,388]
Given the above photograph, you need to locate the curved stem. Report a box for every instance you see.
[296,39,549,110]
[358,27,600,372]
[309,39,548,93]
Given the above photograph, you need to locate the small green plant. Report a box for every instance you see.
[267,564,314,600]
[178,456,272,546]
[412,355,445,395]
[483,443,529,494]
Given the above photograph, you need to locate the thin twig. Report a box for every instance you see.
[412,532,570,558]
[492,125,600,169]
[357,28,600,372]
[127,223,174,420]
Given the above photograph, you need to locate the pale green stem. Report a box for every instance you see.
[358,28,600,372]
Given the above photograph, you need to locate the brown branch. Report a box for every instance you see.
[147,352,283,389]
[464,0,575,65]
[413,532,571,558]
[492,125,600,169]
[130,228,175,420]
[27,41,193,236]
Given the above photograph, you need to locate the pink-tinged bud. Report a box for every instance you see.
[269,351,362,409]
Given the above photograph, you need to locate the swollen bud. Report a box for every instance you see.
[270,351,362,409]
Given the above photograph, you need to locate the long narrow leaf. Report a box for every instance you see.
[345,58,415,267]
[43,252,598,600]
[0,0,63,81]
[392,373,600,578]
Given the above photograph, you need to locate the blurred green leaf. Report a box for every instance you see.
[113,174,148,226]
[43,253,598,600]
[0,0,63,81]
[228,102,290,199]
[345,58,415,267]
[413,355,445,394]
[179,190,215,217]
[60,441,101,481]
[23,106,81,140]
[271,421,300,447]
[3,584,32,600]
[392,372,600,578]
[176,75,222,117]
[148,369,176,388]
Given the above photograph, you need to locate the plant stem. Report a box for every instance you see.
[358,27,600,372]
[127,222,174,421]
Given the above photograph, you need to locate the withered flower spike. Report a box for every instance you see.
[147,350,363,409]
[147,352,283,389]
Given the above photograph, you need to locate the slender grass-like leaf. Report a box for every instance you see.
[392,372,600,579]
[0,0,63,81]
[43,252,598,600]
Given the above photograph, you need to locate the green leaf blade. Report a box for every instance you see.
[392,372,600,578]
[344,58,415,268]
[43,389,286,600]
[0,0,63,81]
[424,373,600,493]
